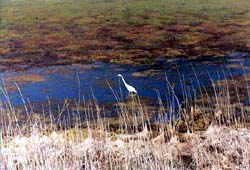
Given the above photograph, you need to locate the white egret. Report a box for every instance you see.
[117,74,137,94]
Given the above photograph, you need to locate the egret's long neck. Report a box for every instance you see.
[120,76,128,87]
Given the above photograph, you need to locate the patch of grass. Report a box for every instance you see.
[1,0,250,37]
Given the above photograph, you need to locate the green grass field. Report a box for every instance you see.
[1,0,250,37]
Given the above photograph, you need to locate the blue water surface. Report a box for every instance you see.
[1,52,250,114]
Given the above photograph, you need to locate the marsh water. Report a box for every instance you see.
[1,52,250,117]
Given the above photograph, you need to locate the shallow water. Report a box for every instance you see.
[1,52,250,116]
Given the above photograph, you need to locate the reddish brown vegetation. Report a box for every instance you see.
[1,20,250,71]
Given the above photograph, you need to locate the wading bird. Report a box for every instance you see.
[117,74,137,95]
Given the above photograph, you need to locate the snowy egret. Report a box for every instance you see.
[117,74,137,94]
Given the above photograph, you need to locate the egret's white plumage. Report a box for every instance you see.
[117,74,137,94]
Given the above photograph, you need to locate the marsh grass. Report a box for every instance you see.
[0,65,250,169]
[1,0,250,39]
[1,1,250,168]
[1,0,250,70]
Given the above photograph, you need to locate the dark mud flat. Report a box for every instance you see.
[1,52,250,118]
